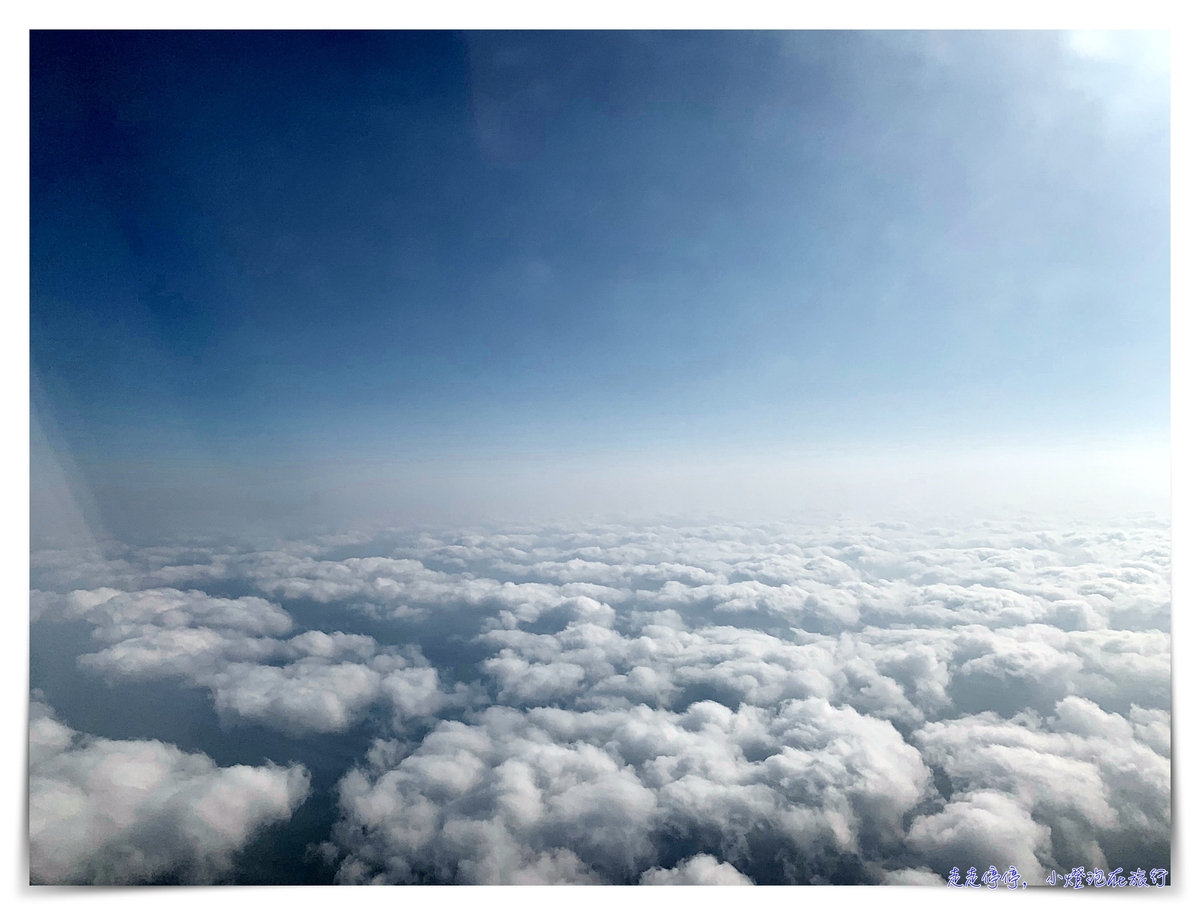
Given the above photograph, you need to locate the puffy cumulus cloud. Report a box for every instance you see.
[477,614,925,725]
[207,650,452,736]
[29,700,309,884]
[207,659,388,735]
[640,853,754,885]
[34,587,294,640]
[877,866,945,886]
[32,517,1169,636]
[474,612,1166,737]
[31,515,1171,883]
[236,554,633,634]
[330,698,929,884]
[30,543,249,595]
[330,709,655,884]
[946,625,1170,716]
[35,586,457,736]
[907,790,1051,880]
[910,697,1170,875]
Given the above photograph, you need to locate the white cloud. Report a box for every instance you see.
[37,586,454,735]
[911,697,1170,873]
[30,515,1171,883]
[207,659,386,735]
[639,853,753,885]
[29,700,310,884]
[907,790,1051,881]
[877,866,945,886]
[331,697,929,884]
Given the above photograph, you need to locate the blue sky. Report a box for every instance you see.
[29,30,1170,533]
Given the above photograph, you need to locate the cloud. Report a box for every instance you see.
[30,515,1171,883]
[640,853,753,885]
[330,697,931,884]
[910,697,1170,874]
[206,659,387,735]
[877,866,945,886]
[29,700,310,884]
[35,586,455,735]
[906,790,1051,881]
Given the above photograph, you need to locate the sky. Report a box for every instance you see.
[29,30,1171,540]
[21,27,1183,891]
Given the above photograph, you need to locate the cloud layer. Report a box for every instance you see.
[30,515,1171,884]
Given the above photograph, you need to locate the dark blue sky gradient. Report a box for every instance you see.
[31,30,1169,467]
